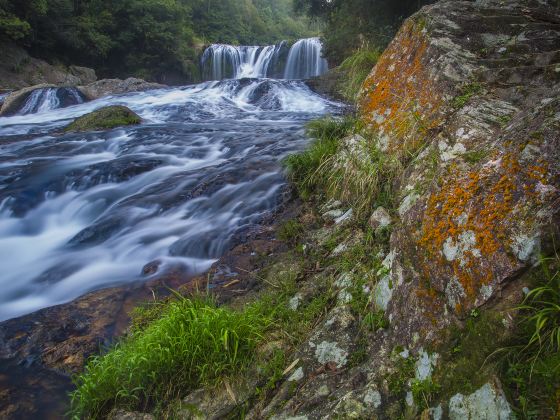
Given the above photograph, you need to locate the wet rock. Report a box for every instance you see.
[64,105,141,132]
[448,378,513,420]
[78,77,165,100]
[0,83,56,115]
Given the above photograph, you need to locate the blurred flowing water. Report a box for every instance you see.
[0,75,341,321]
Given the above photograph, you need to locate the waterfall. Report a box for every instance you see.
[201,38,328,81]
[284,38,328,80]
[201,42,289,81]
[18,87,86,115]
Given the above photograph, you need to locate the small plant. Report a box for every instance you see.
[452,82,483,109]
[277,219,304,245]
[411,378,441,410]
[388,353,416,395]
[498,254,560,418]
[283,115,355,199]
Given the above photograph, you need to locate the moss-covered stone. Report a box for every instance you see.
[64,105,141,132]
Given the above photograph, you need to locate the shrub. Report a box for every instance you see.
[70,296,270,418]
[337,48,381,102]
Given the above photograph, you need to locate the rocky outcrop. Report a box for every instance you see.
[63,105,141,132]
[0,41,96,90]
[358,0,559,347]
[235,0,559,418]
[77,78,165,100]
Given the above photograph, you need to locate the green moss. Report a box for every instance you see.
[432,311,506,401]
[462,149,489,164]
[452,82,483,109]
[64,105,141,132]
[387,353,416,395]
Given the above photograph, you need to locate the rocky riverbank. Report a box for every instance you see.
[81,0,558,417]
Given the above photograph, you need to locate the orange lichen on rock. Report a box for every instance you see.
[359,16,444,153]
[418,152,553,310]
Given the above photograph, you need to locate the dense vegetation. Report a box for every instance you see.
[295,0,435,63]
[0,0,315,82]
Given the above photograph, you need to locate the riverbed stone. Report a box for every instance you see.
[64,105,141,132]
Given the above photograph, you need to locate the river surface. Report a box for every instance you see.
[0,76,340,321]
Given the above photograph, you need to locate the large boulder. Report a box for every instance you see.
[78,77,165,100]
[358,0,560,345]
[64,105,141,132]
[0,83,57,116]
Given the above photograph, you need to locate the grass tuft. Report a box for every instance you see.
[337,48,381,102]
[70,296,270,418]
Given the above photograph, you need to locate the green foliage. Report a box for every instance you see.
[411,378,441,410]
[70,296,271,418]
[499,255,560,419]
[388,353,415,395]
[452,82,483,109]
[0,0,314,81]
[277,219,304,245]
[283,115,354,199]
[295,0,435,63]
[337,47,381,101]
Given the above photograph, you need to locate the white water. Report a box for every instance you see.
[0,78,341,321]
[201,37,328,81]
[284,38,329,80]
[16,87,85,115]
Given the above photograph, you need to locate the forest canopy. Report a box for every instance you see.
[295,0,435,63]
[0,0,315,82]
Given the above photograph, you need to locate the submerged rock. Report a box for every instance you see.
[63,105,141,132]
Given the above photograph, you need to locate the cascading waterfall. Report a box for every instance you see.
[284,38,328,80]
[0,76,341,322]
[201,38,328,81]
[17,87,85,115]
[201,42,288,80]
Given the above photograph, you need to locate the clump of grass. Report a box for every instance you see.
[70,296,270,418]
[498,255,560,418]
[277,219,304,245]
[283,115,355,199]
[310,132,402,216]
[337,47,381,102]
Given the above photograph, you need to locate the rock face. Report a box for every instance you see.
[77,77,165,100]
[0,41,96,90]
[64,105,141,132]
[359,0,559,346]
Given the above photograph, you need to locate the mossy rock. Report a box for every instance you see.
[64,105,141,132]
